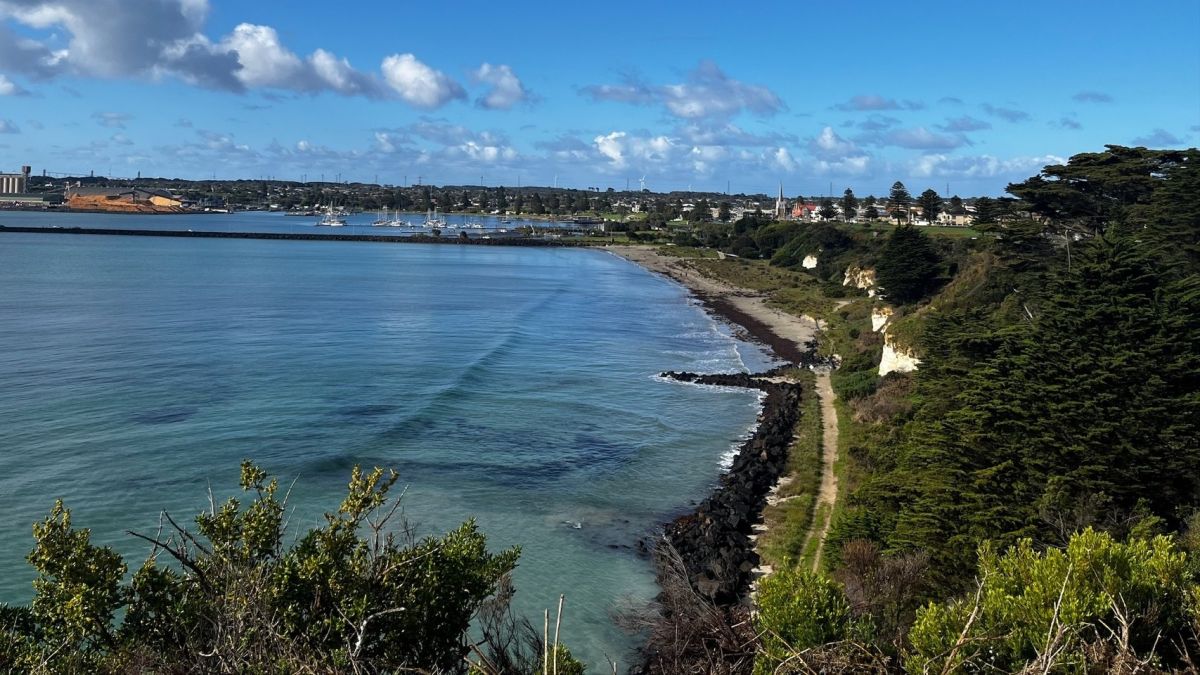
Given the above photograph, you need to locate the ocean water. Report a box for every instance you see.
[0,222,775,666]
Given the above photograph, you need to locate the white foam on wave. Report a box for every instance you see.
[648,373,746,395]
[719,389,767,470]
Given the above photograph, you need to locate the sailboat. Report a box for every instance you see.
[317,202,346,227]
[424,206,446,228]
[372,207,391,226]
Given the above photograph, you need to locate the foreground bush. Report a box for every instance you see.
[752,530,1199,674]
[754,567,861,674]
[907,529,1197,673]
[1,462,523,673]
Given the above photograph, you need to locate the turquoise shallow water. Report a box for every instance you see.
[0,222,775,666]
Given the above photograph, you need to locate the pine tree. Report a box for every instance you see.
[874,225,941,303]
[819,198,837,221]
[888,181,911,223]
[974,196,996,224]
[917,188,942,225]
[841,188,859,221]
[863,195,880,221]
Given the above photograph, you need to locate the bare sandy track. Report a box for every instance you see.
[806,371,839,571]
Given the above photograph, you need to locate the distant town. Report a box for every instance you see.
[1,164,1028,232]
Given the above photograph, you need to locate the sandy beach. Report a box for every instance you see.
[608,245,822,365]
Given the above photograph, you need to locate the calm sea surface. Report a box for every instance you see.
[0,216,775,666]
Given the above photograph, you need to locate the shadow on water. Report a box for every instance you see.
[129,406,198,424]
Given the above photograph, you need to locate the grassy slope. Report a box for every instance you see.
[758,369,823,568]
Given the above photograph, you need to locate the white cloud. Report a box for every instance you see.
[594,131,629,168]
[981,103,1030,123]
[374,131,398,153]
[0,74,27,95]
[1131,128,1184,146]
[833,95,923,111]
[472,62,529,109]
[0,1,470,104]
[0,118,19,133]
[583,61,784,121]
[212,24,378,96]
[381,53,465,109]
[92,111,132,128]
[909,153,1066,179]
[308,49,374,95]
[808,126,872,175]
[883,126,967,150]
[592,131,678,171]
[810,126,859,160]
[771,147,797,172]
[0,0,207,78]
[218,23,305,89]
[937,115,991,132]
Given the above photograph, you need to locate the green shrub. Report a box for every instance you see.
[754,567,857,674]
[832,368,878,401]
[907,529,1196,674]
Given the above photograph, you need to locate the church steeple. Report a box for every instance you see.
[774,182,786,219]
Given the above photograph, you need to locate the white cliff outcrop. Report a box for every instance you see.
[879,332,920,377]
[871,306,893,333]
[843,265,877,297]
[802,254,819,269]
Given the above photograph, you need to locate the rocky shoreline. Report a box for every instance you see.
[657,371,804,604]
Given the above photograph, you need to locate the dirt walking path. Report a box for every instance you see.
[804,371,840,571]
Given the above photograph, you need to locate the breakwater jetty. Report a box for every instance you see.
[0,225,576,247]
[657,371,803,604]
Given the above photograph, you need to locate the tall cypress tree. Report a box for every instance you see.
[874,225,941,303]
[889,181,912,223]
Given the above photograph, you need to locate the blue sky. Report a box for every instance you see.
[0,0,1197,196]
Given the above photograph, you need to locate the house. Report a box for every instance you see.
[790,201,819,220]
[937,209,976,226]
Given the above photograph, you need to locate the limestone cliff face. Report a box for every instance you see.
[879,331,920,376]
[871,306,893,333]
[843,265,877,297]
[802,254,819,269]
